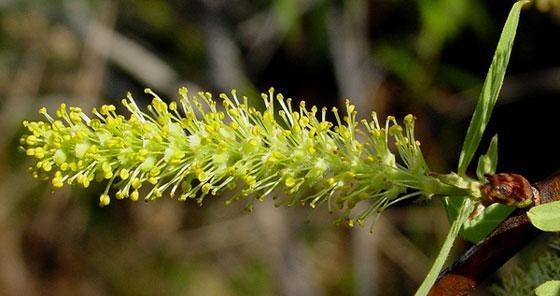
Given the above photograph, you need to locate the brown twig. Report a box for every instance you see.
[428,172,560,295]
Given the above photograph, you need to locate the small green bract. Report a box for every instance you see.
[21,87,475,227]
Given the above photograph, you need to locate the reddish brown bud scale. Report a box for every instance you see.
[480,173,537,208]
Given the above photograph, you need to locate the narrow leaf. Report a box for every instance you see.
[431,3,529,293]
[457,1,528,176]
[528,201,560,232]
[415,198,473,296]
[445,0,527,241]
[476,134,498,181]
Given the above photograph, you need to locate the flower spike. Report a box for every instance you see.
[20,88,478,226]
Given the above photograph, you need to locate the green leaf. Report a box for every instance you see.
[528,201,560,232]
[445,136,514,243]
[535,280,560,296]
[415,198,474,296]
[425,2,528,293]
[445,0,528,239]
[476,134,498,181]
[444,196,511,244]
[457,1,528,176]
[459,134,513,243]
[461,203,513,242]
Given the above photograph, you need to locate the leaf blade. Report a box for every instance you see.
[461,203,513,243]
[424,2,528,293]
[528,201,560,232]
[476,134,499,181]
[445,0,527,243]
[457,1,528,176]
[415,198,474,296]
[460,134,514,243]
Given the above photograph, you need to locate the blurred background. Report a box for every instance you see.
[1,0,560,295]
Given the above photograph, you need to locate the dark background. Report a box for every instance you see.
[1,0,559,295]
